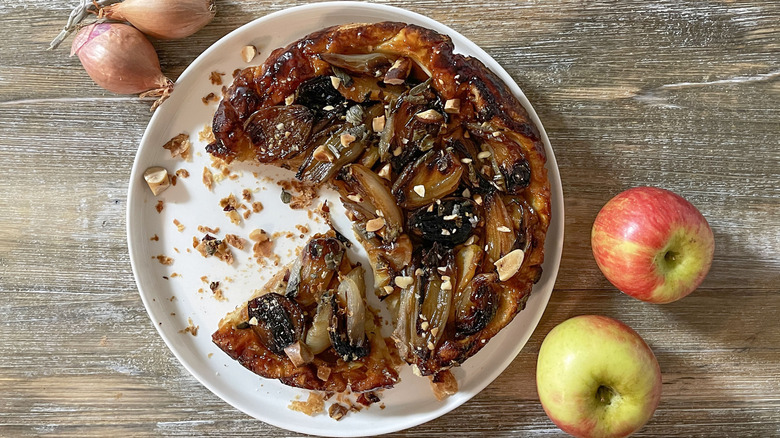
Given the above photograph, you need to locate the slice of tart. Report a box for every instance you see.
[212,232,399,393]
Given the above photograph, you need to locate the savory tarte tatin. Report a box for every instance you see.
[209,22,550,394]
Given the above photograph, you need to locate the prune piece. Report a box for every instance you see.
[247,294,305,354]
[295,75,346,117]
[409,197,477,246]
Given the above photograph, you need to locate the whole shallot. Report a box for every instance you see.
[71,23,173,107]
[103,0,217,40]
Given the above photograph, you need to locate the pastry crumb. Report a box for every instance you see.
[288,392,325,416]
[209,71,225,85]
[150,234,159,241]
[220,194,246,225]
[199,125,215,143]
[155,200,164,213]
[278,180,319,209]
[179,317,199,336]
[195,235,234,265]
[224,233,245,250]
[163,133,191,160]
[202,167,214,191]
[173,219,185,232]
[155,255,173,265]
[209,281,227,302]
[202,92,219,105]
[249,229,274,262]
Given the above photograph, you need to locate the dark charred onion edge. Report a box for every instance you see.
[454,274,499,339]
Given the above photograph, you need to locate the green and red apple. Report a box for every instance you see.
[591,186,714,303]
[536,315,662,438]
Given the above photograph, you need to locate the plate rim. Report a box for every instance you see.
[126,2,564,435]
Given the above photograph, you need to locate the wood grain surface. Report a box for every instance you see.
[1,0,779,436]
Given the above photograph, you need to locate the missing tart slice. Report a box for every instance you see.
[209,22,551,395]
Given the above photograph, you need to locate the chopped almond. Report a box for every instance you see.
[444,98,461,114]
[312,144,335,162]
[377,163,392,180]
[284,341,314,367]
[372,115,386,132]
[365,217,386,232]
[394,276,414,288]
[144,167,170,196]
[317,366,332,381]
[240,45,257,63]
[249,229,268,242]
[495,249,525,281]
[415,109,443,123]
[340,132,356,147]
[383,57,411,85]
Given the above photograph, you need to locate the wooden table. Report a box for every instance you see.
[1,0,778,436]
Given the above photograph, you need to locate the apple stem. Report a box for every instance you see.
[596,385,615,405]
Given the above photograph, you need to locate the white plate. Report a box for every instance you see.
[127,2,564,436]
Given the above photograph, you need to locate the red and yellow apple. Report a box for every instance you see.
[591,186,714,303]
[536,315,662,438]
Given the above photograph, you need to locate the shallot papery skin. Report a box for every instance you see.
[103,0,216,40]
[71,23,171,95]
